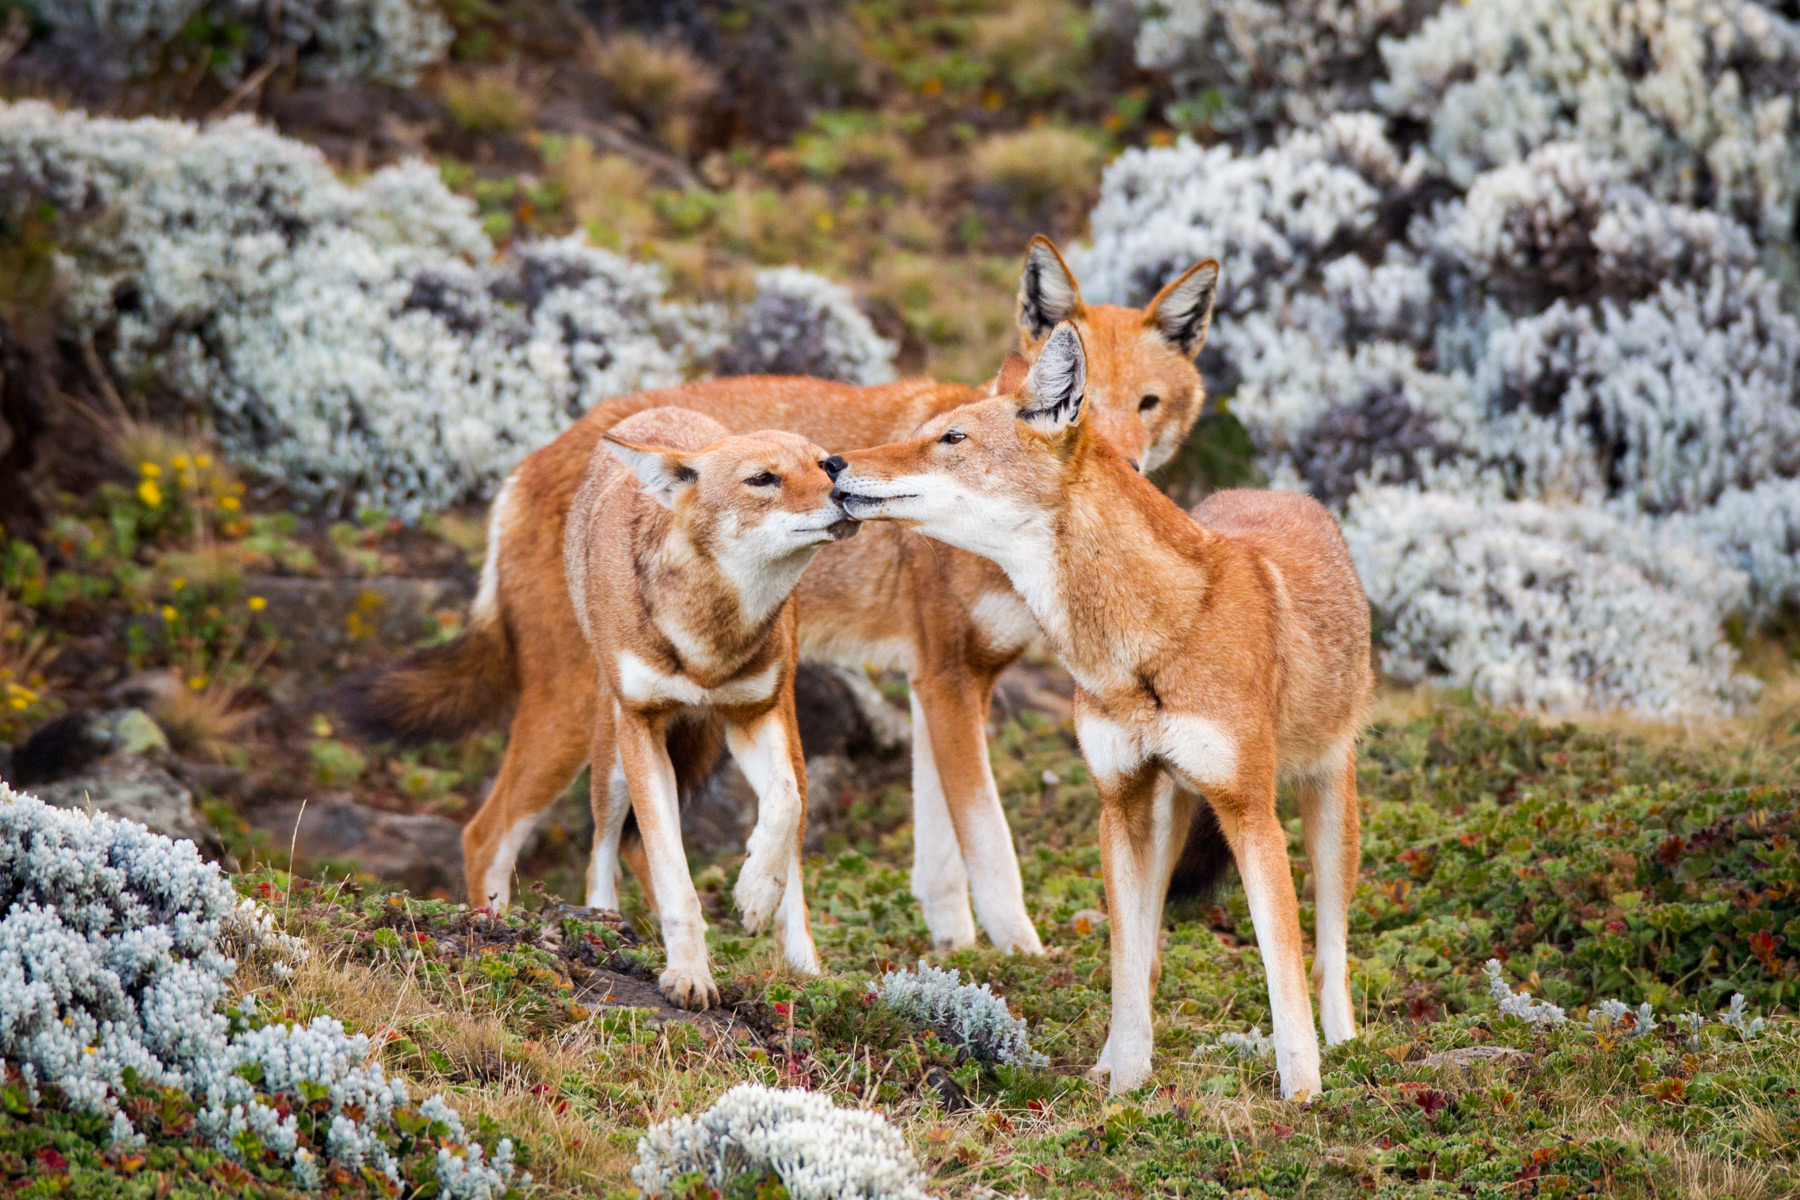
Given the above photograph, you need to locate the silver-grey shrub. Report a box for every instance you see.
[0,786,521,1195]
[25,0,453,87]
[1078,0,1800,715]
[717,266,898,384]
[0,783,240,1114]
[634,1083,931,1200]
[871,961,1048,1069]
[0,102,896,521]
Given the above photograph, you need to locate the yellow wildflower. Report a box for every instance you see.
[195,454,212,469]
[138,479,163,507]
[171,455,190,471]
[248,596,267,611]
[170,577,185,591]
[161,605,178,623]
[188,675,207,691]
[218,495,241,512]
[140,462,162,478]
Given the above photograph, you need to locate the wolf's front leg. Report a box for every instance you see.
[726,700,820,973]
[617,707,718,1009]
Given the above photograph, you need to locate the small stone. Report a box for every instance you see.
[1041,769,1060,786]
[1422,1045,1527,1069]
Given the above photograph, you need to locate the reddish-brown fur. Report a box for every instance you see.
[830,323,1372,1099]
[340,238,1222,957]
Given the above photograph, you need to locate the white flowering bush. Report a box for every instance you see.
[1081,0,1800,715]
[1483,958,1568,1026]
[1589,999,1658,1039]
[0,102,723,519]
[1218,1026,1274,1059]
[1720,993,1766,1041]
[1343,486,1756,716]
[0,785,523,1196]
[25,0,452,87]
[634,1083,932,1200]
[1487,960,1773,1048]
[0,102,902,520]
[717,266,898,384]
[0,784,241,1113]
[870,961,1047,1069]
[1105,0,1430,137]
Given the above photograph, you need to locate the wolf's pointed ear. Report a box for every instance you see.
[1017,235,1086,342]
[1018,323,1087,435]
[993,351,1030,396]
[602,435,699,509]
[1145,258,1220,357]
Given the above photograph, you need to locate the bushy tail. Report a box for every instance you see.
[335,616,517,746]
[1166,801,1235,902]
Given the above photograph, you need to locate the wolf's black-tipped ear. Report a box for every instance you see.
[603,434,699,509]
[1145,258,1220,357]
[1018,322,1087,435]
[1017,235,1086,342]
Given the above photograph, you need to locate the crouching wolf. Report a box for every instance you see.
[829,326,1373,1099]
[485,408,852,1006]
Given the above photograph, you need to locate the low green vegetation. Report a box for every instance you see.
[31,701,1774,1199]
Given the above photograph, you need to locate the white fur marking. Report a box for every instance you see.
[726,711,803,934]
[585,757,631,910]
[472,472,518,627]
[482,810,539,909]
[1075,712,1145,788]
[970,591,1041,655]
[616,652,782,708]
[1157,714,1237,788]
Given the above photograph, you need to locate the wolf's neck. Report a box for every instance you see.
[991,458,1209,691]
[641,522,803,678]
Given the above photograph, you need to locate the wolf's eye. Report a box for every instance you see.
[1139,394,1161,412]
[745,472,780,487]
[939,430,967,445]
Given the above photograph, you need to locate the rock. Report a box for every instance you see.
[791,665,909,757]
[993,660,1074,722]
[922,1065,971,1113]
[34,755,217,850]
[107,669,186,712]
[14,709,229,863]
[682,761,755,859]
[1422,1045,1528,1070]
[249,796,467,900]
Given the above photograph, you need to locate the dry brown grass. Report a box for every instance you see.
[154,669,264,762]
[584,32,716,152]
[969,126,1104,213]
[441,68,540,137]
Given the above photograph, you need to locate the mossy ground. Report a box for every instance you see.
[68,694,1788,1200]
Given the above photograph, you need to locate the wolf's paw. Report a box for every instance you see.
[1089,1035,1150,1094]
[734,852,785,933]
[659,963,721,1011]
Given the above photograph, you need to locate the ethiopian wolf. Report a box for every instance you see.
[340,237,1221,959]
[396,407,852,1008]
[829,325,1373,1099]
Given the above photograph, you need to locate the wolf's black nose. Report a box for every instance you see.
[821,455,847,479]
